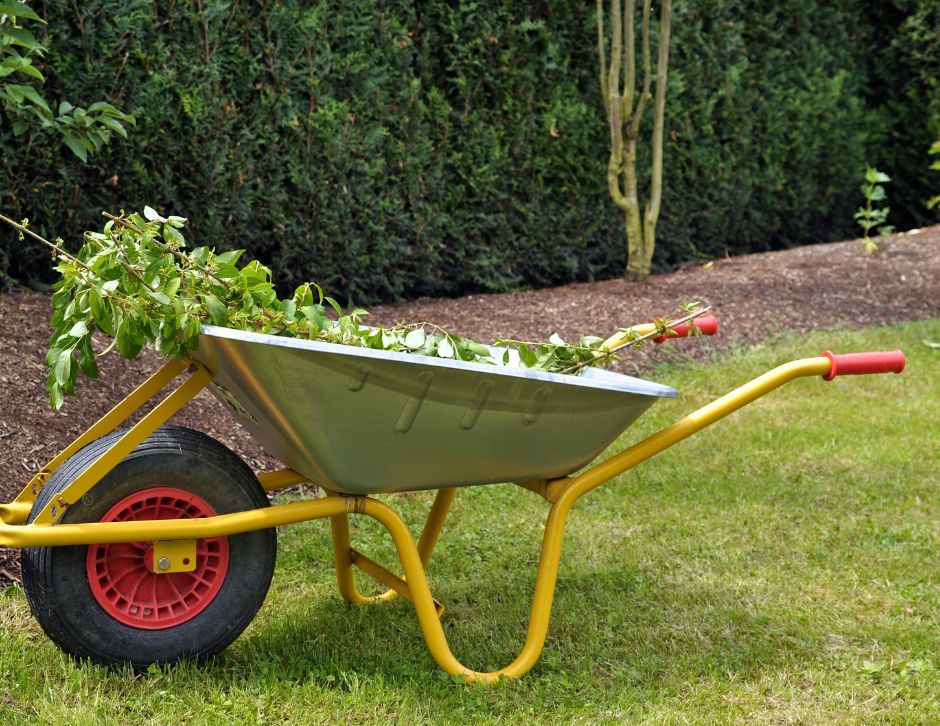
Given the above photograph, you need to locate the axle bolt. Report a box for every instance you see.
[157,557,171,571]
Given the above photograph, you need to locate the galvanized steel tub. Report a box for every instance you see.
[193,325,677,495]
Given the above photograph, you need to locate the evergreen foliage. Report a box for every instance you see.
[1,1,937,303]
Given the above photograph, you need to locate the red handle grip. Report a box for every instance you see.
[653,315,718,344]
[821,349,906,380]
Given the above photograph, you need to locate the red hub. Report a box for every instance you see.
[85,487,230,629]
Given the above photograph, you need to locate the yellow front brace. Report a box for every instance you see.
[0,354,833,683]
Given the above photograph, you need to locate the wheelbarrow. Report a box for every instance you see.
[0,318,906,683]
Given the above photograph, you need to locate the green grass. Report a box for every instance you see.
[1,319,938,723]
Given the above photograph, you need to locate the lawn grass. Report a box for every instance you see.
[1,319,937,723]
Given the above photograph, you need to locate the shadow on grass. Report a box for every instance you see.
[209,559,822,704]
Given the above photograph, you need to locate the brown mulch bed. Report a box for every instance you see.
[0,226,938,585]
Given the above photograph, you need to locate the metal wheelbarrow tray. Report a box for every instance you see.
[194,325,677,495]
[0,319,906,683]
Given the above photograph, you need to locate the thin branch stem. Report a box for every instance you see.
[101,211,230,290]
[0,214,92,273]
[561,306,712,374]
[0,215,145,317]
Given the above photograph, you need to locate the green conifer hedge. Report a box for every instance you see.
[2,1,937,303]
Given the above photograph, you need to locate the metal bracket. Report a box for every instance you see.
[152,539,197,573]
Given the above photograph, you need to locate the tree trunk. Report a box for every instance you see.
[622,135,645,279]
[638,0,671,280]
[597,0,671,283]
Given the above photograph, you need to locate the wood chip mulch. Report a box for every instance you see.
[0,226,937,585]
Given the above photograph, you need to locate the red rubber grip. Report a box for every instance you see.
[653,315,718,344]
[821,349,906,381]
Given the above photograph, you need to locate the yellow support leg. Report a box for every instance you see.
[329,488,456,606]
[31,361,213,525]
[329,509,372,605]
[357,496,569,683]
[12,359,189,513]
[256,468,309,492]
[351,356,836,683]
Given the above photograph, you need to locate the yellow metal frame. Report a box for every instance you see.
[0,355,833,683]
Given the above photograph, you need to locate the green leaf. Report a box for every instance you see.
[404,329,426,349]
[116,317,143,358]
[44,345,63,367]
[143,205,165,222]
[147,290,170,305]
[54,349,72,386]
[17,84,50,113]
[279,299,297,321]
[516,343,537,368]
[324,296,343,316]
[87,101,125,116]
[437,337,454,358]
[143,255,164,282]
[163,223,185,247]
[215,249,243,265]
[78,338,99,379]
[202,294,228,325]
[0,3,43,22]
[68,320,89,337]
[183,313,202,342]
[60,132,88,162]
[2,25,41,51]
[89,289,113,335]
[11,61,43,82]
[96,115,128,137]
[49,384,64,411]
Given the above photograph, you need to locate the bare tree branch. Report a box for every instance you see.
[644,0,672,260]
[596,0,609,115]
[606,0,629,210]
[629,0,652,138]
[622,0,636,118]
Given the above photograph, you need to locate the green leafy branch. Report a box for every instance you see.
[0,2,134,160]
[1,210,711,409]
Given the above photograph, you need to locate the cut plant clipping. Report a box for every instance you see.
[0,210,715,410]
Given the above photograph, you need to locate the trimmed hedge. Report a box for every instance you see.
[1,1,937,303]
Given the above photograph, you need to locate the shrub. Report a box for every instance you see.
[1,1,937,303]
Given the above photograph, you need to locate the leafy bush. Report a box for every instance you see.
[0,3,133,161]
[1,1,937,303]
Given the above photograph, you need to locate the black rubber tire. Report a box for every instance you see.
[21,426,276,668]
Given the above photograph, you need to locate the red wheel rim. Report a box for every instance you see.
[85,487,230,629]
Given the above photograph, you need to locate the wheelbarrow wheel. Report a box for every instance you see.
[21,426,276,668]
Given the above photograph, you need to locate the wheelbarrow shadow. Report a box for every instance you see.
[221,559,822,698]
